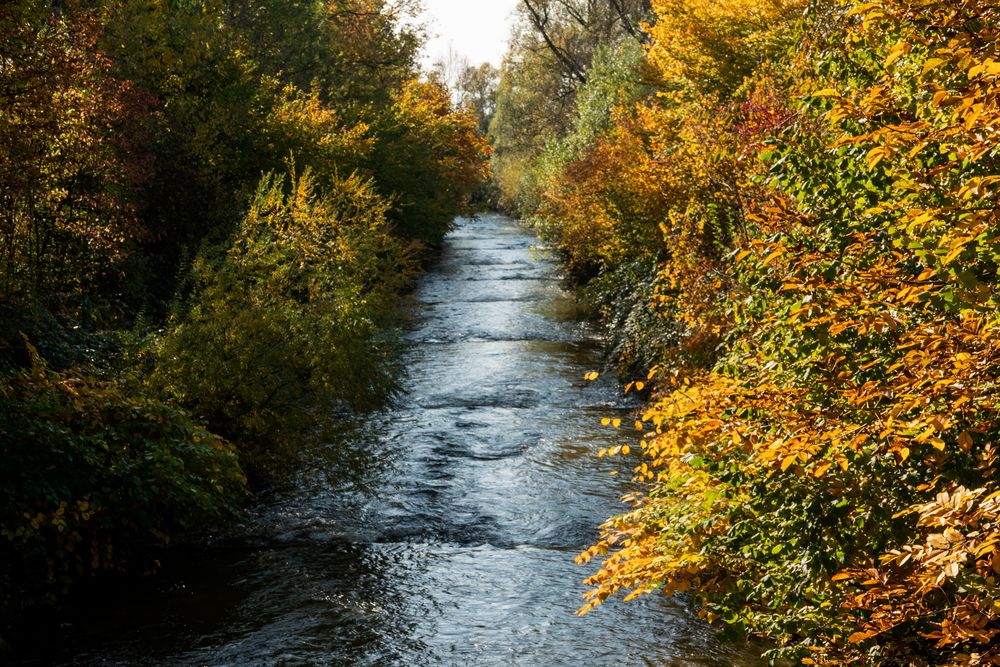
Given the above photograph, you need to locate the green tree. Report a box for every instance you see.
[456,62,500,135]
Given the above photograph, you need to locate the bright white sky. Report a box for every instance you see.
[419,0,521,67]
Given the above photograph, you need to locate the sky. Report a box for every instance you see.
[419,0,521,67]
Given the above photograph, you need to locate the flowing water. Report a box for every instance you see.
[16,215,762,666]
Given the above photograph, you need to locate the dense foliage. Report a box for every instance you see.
[0,349,245,617]
[495,0,1000,663]
[146,171,408,480]
[0,0,488,626]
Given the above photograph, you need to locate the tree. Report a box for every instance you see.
[490,0,651,212]
[519,0,651,85]
[369,80,491,244]
[147,171,408,481]
[0,0,149,315]
[570,0,1000,664]
[0,0,491,626]
[456,63,499,134]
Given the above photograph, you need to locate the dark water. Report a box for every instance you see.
[17,215,762,666]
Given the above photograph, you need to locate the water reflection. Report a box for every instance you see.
[15,215,763,666]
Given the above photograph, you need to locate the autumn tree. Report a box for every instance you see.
[0,0,149,320]
[560,0,1000,664]
[0,0,490,630]
[146,170,409,481]
[491,0,651,213]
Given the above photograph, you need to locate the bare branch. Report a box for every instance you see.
[521,0,588,84]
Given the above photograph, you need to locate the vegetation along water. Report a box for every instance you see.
[3,0,1000,665]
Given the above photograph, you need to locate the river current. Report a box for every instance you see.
[18,215,761,666]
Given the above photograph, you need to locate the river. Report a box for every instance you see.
[16,214,761,666]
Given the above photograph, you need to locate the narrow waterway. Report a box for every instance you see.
[21,215,761,666]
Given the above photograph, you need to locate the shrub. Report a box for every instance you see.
[146,170,409,481]
[577,0,1000,663]
[0,349,245,617]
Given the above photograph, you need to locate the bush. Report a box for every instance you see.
[146,170,410,481]
[0,349,245,617]
[575,0,1000,663]
[369,79,491,246]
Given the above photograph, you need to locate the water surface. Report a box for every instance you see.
[18,215,761,666]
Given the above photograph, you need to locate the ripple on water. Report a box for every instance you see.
[33,543,761,667]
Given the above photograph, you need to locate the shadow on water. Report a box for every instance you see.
[11,214,765,666]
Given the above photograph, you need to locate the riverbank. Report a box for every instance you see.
[491,0,1000,662]
[0,0,489,639]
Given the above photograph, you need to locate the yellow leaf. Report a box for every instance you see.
[917,268,936,281]
[885,42,906,66]
[866,147,885,169]
[781,455,797,472]
[942,242,967,266]
[845,2,878,17]
[922,57,947,74]
[761,250,783,266]
[813,88,840,98]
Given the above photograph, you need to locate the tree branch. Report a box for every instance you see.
[521,0,588,84]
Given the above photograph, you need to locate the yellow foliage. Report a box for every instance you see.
[262,80,373,177]
[646,0,805,96]
[574,0,1000,662]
